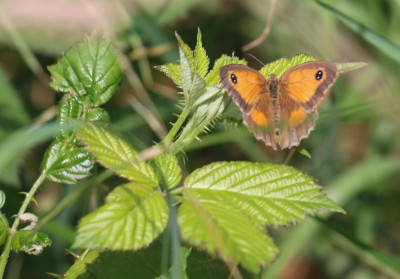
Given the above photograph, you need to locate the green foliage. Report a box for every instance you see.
[260,53,366,78]
[152,153,182,190]
[48,34,123,106]
[0,213,8,247]
[42,34,123,184]
[11,230,51,255]
[42,138,94,184]
[72,182,168,250]
[178,161,343,272]
[64,32,345,274]
[78,124,158,185]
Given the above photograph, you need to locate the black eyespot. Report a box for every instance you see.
[315,70,323,81]
[230,73,237,84]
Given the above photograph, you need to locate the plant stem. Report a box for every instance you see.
[284,149,296,165]
[0,172,47,278]
[162,106,190,146]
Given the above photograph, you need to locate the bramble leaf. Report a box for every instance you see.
[78,124,158,186]
[155,63,182,88]
[72,182,168,250]
[42,137,94,184]
[205,55,247,86]
[48,34,123,106]
[260,54,318,78]
[153,153,182,190]
[194,29,209,78]
[178,161,344,271]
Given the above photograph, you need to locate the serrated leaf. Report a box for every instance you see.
[73,182,168,250]
[48,34,123,106]
[178,189,278,272]
[186,73,207,108]
[176,33,195,74]
[153,153,182,190]
[260,54,319,78]
[190,86,220,109]
[42,138,94,184]
[11,230,52,255]
[179,41,193,97]
[86,107,110,124]
[155,63,182,88]
[0,212,8,246]
[186,162,344,226]
[178,161,344,271]
[205,55,247,86]
[78,124,158,186]
[194,29,209,78]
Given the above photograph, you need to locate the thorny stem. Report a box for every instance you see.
[0,172,47,278]
[162,106,191,148]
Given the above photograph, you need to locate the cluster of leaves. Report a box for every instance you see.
[52,31,343,275]
[0,31,349,277]
[41,35,124,184]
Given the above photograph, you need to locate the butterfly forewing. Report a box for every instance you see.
[219,65,266,114]
[280,61,338,112]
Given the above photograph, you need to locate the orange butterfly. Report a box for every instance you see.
[219,61,338,150]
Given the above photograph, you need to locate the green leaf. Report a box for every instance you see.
[194,29,209,78]
[42,137,94,184]
[0,212,8,246]
[260,54,318,78]
[178,38,194,98]
[179,188,278,272]
[315,1,400,63]
[78,124,158,186]
[86,108,110,124]
[11,230,52,255]
[185,73,207,108]
[205,55,247,86]
[0,190,5,209]
[48,34,123,106]
[178,161,344,271]
[72,182,168,250]
[295,147,312,158]
[153,153,182,190]
[155,63,182,88]
[176,33,195,74]
[187,161,344,226]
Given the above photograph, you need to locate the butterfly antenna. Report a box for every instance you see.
[245,53,265,67]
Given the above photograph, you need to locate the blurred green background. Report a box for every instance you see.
[0,0,399,278]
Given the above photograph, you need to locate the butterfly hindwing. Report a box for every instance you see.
[277,93,318,149]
